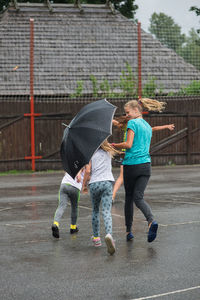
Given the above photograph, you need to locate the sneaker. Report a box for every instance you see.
[126,232,134,241]
[105,233,115,255]
[52,224,59,238]
[70,227,79,234]
[148,221,158,243]
[92,236,102,247]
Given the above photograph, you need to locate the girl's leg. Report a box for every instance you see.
[53,184,68,225]
[133,175,154,225]
[68,185,80,233]
[68,186,80,225]
[52,184,69,238]
[101,181,113,235]
[89,182,101,237]
[112,165,123,202]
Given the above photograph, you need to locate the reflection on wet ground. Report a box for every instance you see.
[0,166,200,300]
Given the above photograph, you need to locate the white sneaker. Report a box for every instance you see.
[105,233,115,255]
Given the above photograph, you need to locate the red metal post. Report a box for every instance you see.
[137,21,142,100]
[24,19,42,168]
[30,18,35,171]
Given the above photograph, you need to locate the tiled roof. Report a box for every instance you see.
[0,4,200,96]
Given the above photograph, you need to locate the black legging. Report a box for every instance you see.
[123,163,154,232]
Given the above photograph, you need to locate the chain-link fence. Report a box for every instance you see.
[0,3,200,171]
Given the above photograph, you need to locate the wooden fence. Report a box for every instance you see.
[0,97,200,171]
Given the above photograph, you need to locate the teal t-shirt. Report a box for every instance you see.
[122,118,152,165]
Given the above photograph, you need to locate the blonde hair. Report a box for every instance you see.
[124,98,166,112]
[100,140,122,158]
[115,115,128,130]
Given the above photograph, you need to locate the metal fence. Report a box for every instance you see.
[0,4,200,171]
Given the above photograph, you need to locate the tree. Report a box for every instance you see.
[0,0,138,20]
[0,0,10,13]
[149,12,186,51]
[113,0,138,20]
[190,6,200,34]
[177,29,200,71]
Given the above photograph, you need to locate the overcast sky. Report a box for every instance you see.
[135,0,200,35]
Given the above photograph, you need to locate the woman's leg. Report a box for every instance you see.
[112,165,123,202]
[133,175,154,225]
[101,181,113,235]
[123,166,135,233]
[89,182,101,237]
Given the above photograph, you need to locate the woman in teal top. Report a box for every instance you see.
[113,98,167,243]
[112,116,174,204]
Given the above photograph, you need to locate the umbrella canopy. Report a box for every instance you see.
[60,99,117,178]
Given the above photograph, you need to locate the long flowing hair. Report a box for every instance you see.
[125,98,166,112]
[100,140,122,158]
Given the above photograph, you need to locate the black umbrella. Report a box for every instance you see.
[60,99,117,178]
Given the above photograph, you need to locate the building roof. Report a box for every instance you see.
[0,4,200,96]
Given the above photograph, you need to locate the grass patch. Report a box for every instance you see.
[0,170,63,176]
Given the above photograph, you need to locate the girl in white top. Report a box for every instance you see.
[51,169,84,239]
[83,140,121,255]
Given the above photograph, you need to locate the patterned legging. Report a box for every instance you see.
[89,181,113,237]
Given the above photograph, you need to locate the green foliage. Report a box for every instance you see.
[70,80,84,98]
[118,62,136,96]
[149,12,186,51]
[88,63,138,98]
[90,75,99,98]
[113,0,138,20]
[71,73,200,99]
[189,6,200,34]
[142,76,157,97]
[70,64,170,98]
[177,29,200,71]
[149,12,200,71]
[0,0,10,13]
[0,170,33,176]
[99,79,110,92]
[178,80,200,95]
[0,0,139,19]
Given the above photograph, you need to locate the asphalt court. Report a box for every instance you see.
[0,165,200,300]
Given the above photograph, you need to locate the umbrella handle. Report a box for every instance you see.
[62,123,70,128]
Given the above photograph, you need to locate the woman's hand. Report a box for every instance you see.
[112,129,134,149]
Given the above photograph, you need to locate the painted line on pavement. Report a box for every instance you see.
[130,285,200,300]
[5,223,26,228]
[159,220,200,227]
[0,207,13,212]
[80,205,200,227]
[153,199,200,206]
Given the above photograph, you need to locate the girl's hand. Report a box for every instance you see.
[112,119,119,126]
[76,174,81,182]
[82,186,88,194]
[168,124,175,131]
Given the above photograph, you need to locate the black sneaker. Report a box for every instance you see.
[52,224,59,238]
[70,227,79,234]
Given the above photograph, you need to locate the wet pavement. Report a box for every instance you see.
[0,165,200,300]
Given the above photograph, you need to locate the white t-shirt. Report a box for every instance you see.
[61,171,84,191]
[89,148,114,184]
